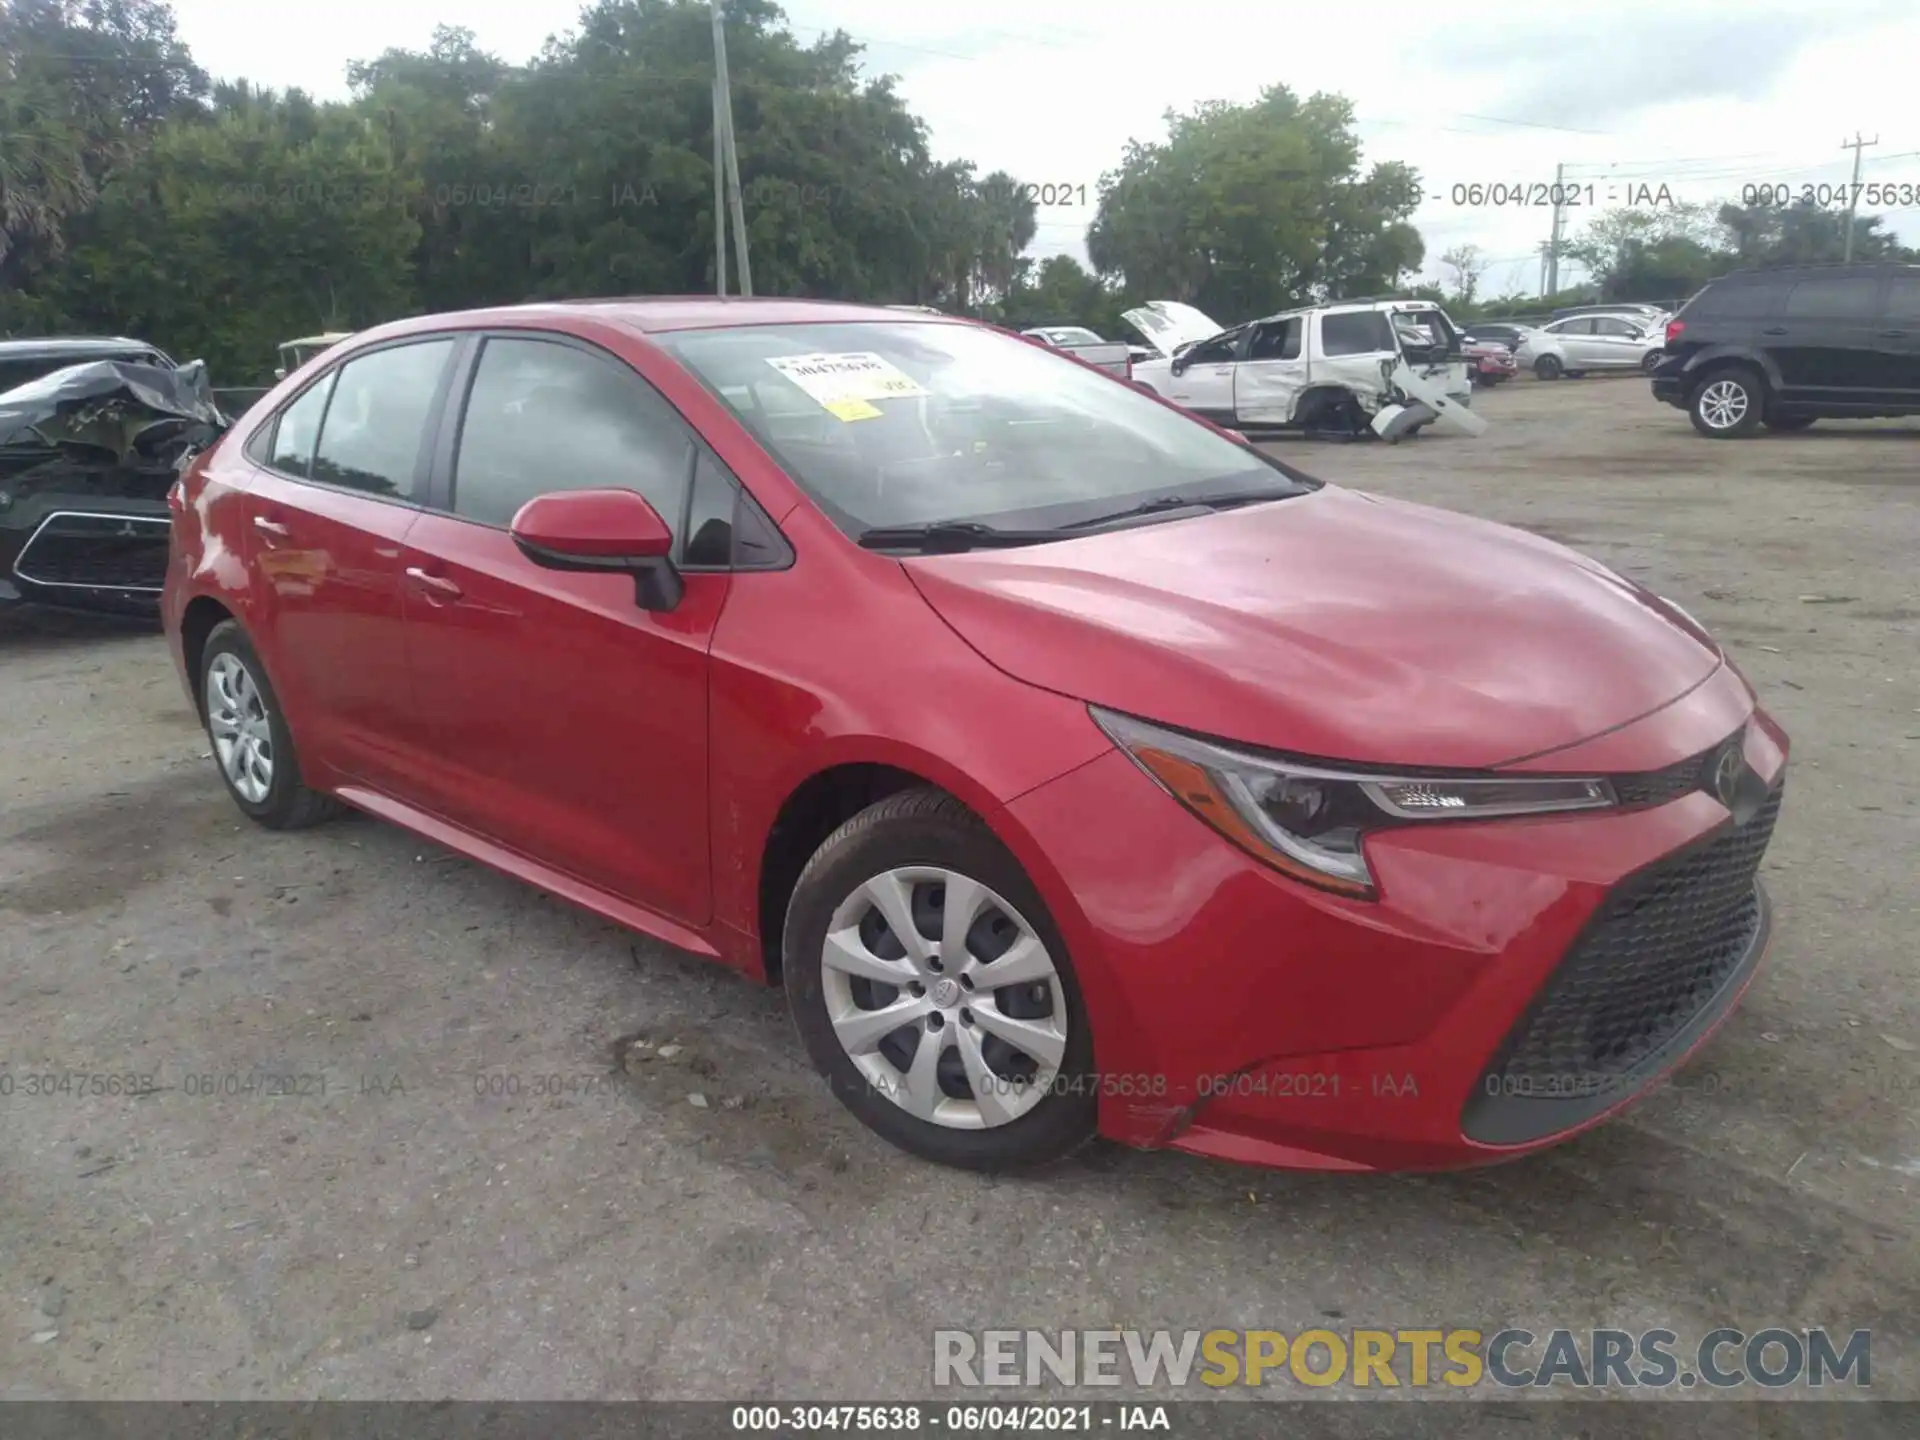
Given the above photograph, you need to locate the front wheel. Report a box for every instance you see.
[1533,354,1563,380]
[1689,369,1765,438]
[1641,349,1664,373]
[783,788,1097,1172]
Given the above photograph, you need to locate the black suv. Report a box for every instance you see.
[1652,263,1920,438]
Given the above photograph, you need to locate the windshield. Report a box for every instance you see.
[657,320,1315,538]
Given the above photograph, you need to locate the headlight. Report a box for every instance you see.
[1091,707,1617,898]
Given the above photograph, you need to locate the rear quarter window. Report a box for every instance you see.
[1685,283,1778,320]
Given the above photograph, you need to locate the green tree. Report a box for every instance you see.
[1086,87,1423,321]
[48,99,421,380]
[0,0,208,314]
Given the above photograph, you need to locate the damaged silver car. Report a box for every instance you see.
[0,352,228,617]
[1124,298,1486,441]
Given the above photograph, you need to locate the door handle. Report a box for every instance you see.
[1761,327,1788,335]
[252,516,291,537]
[404,566,463,601]
[1880,329,1910,338]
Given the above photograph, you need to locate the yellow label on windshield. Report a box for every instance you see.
[824,398,883,422]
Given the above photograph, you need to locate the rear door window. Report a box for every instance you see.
[1248,319,1301,360]
[267,373,336,477]
[1781,277,1880,319]
[310,340,455,499]
[1320,311,1395,356]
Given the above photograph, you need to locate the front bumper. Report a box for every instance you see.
[1005,670,1787,1172]
[0,494,171,616]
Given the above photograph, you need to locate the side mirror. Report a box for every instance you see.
[510,487,683,612]
[1170,357,1189,377]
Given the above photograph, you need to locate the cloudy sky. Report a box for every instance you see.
[170,0,1920,298]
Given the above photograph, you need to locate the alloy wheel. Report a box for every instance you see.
[206,652,274,803]
[1697,379,1749,430]
[820,866,1067,1129]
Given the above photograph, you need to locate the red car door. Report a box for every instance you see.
[241,337,460,792]
[394,332,730,926]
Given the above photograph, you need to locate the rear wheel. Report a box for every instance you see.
[783,788,1097,1172]
[1641,349,1664,373]
[199,621,343,829]
[1689,368,1765,438]
[1533,354,1563,380]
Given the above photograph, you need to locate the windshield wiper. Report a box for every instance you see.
[856,520,1064,554]
[1060,487,1304,531]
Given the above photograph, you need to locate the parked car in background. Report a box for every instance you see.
[1551,303,1670,327]
[2,348,226,616]
[163,295,1785,1175]
[1128,298,1483,439]
[0,335,176,392]
[1464,338,1518,386]
[1516,314,1666,380]
[1652,262,1920,438]
[1460,321,1538,352]
[1018,326,1133,380]
[275,331,353,380]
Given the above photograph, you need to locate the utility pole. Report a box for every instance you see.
[1840,132,1879,263]
[711,53,727,296]
[711,2,752,296]
[1544,161,1566,297]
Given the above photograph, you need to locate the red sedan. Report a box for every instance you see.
[162,298,1787,1174]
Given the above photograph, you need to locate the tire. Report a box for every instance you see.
[1688,367,1766,438]
[198,620,343,829]
[1764,413,1816,432]
[1533,354,1563,380]
[1641,349,1663,374]
[783,787,1097,1172]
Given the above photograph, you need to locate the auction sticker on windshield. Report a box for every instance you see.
[766,352,928,421]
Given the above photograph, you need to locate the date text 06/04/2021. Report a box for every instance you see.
[730,1405,1171,1432]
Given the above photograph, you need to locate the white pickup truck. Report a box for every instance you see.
[1018,326,1134,381]
[1125,299,1484,439]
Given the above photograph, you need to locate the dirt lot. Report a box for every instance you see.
[2,375,1916,1405]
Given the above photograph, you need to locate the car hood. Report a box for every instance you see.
[1120,301,1225,359]
[904,487,1722,769]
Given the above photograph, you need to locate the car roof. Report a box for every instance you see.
[0,335,161,357]
[1709,262,1919,284]
[350,297,968,347]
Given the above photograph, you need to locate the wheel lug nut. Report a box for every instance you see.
[958,975,974,991]
[959,1007,973,1026]
[909,982,925,997]
[927,1012,944,1031]
[927,958,943,973]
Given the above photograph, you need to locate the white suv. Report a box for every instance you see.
[1125,299,1482,438]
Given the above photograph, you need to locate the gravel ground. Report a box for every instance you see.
[1,375,1915,1405]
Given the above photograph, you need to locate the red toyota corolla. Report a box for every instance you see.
[162,298,1787,1174]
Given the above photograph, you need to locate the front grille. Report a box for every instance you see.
[1480,784,1782,1099]
[1611,746,1716,808]
[12,512,169,593]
